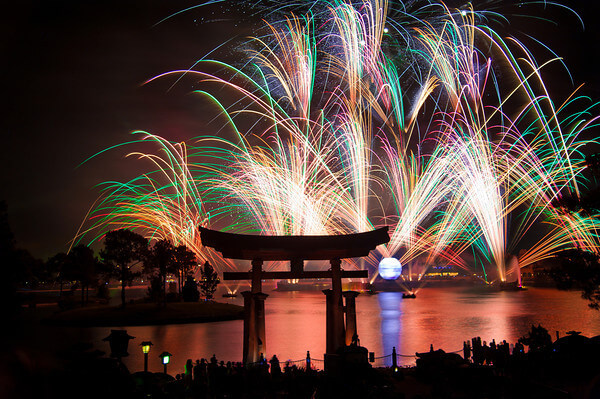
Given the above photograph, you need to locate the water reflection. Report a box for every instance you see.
[35,287,600,373]
[378,292,402,366]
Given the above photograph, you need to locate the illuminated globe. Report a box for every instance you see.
[378,257,402,280]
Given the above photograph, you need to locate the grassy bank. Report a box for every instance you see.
[44,301,244,327]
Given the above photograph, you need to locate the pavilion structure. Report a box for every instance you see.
[199,226,390,369]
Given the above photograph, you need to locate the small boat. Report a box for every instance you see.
[222,293,238,298]
[496,281,527,291]
[402,293,416,299]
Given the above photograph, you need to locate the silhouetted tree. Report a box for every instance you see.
[146,275,163,303]
[0,201,20,317]
[552,249,600,309]
[0,200,15,259]
[0,201,44,317]
[12,248,45,288]
[552,153,600,309]
[101,229,148,307]
[0,202,45,287]
[182,275,200,302]
[46,252,69,296]
[144,239,175,306]
[55,251,81,309]
[68,245,101,306]
[199,261,220,300]
[172,245,197,296]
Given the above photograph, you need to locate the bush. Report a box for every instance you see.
[96,282,110,302]
[58,291,76,310]
[146,275,162,303]
[182,276,200,302]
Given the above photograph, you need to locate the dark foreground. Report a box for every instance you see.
[4,330,600,399]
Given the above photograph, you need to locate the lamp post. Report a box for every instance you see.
[140,341,153,372]
[159,351,172,375]
[102,330,135,361]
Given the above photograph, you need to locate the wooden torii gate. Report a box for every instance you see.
[199,226,389,368]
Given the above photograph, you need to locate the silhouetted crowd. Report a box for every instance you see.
[411,328,600,398]
[152,354,319,399]
[462,337,524,369]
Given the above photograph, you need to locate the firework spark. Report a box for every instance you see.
[76,0,600,289]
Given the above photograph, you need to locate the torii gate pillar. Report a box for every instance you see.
[241,259,268,364]
[343,290,360,346]
[241,291,255,364]
[323,258,346,355]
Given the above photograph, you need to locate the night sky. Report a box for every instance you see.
[2,0,599,259]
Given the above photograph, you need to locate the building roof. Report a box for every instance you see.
[199,226,390,260]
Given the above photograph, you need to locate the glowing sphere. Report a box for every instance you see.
[378,257,402,280]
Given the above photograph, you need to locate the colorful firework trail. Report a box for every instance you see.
[75,0,600,286]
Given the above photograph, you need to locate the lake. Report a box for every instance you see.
[25,286,600,374]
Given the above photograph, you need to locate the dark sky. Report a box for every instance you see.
[2,0,250,258]
[2,0,599,259]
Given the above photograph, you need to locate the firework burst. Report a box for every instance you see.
[76,0,600,289]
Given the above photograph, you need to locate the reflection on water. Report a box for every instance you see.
[35,287,600,373]
[378,292,402,365]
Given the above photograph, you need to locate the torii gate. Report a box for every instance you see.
[199,226,389,368]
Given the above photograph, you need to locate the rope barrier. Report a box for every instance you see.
[242,347,466,369]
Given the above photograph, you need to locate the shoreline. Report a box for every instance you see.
[42,301,244,327]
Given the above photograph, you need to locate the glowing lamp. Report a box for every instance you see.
[140,341,153,372]
[378,257,402,280]
[160,351,172,364]
[141,341,153,354]
[159,351,173,374]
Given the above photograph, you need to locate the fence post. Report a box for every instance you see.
[392,347,398,370]
[306,351,311,370]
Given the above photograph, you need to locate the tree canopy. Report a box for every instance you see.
[101,229,147,307]
[67,244,102,306]
[172,245,197,295]
[199,261,220,300]
[144,239,175,306]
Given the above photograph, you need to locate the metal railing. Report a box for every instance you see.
[247,351,323,371]
[245,345,467,371]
